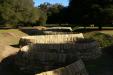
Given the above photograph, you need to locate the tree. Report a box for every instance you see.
[47,3,64,24]
[39,3,65,24]
[38,2,51,12]
[37,10,47,26]
[68,0,113,29]
[0,0,41,27]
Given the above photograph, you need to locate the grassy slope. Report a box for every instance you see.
[0,29,27,45]
[83,30,113,75]
[0,29,28,61]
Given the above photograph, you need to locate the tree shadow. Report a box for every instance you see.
[85,45,113,75]
[102,45,113,57]
[0,53,33,75]
[10,44,20,48]
[19,27,45,35]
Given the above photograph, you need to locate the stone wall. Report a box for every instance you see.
[19,40,101,61]
[19,33,84,47]
[16,33,102,74]
[15,43,79,73]
[15,47,88,75]
[36,59,88,75]
[18,33,101,61]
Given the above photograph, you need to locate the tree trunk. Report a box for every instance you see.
[98,25,102,30]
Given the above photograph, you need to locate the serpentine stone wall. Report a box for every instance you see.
[19,33,84,47]
[16,43,79,72]
[15,45,88,75]
[16,33,102,74]
[36,59,88,75]
[43,32,78,35]
[15,33,89,75]
[18,33,101,61]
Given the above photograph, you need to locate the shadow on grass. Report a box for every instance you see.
[0,54,32,75]
[103,45,113,57]
[10,44,20,48]
[85,45,113,75]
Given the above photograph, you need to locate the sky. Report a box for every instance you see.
[34,0,69,6]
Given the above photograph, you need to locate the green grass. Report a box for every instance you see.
[84,32,113,48]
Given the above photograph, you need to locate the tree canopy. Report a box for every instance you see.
[68,0,113,28]
[0,0,47,27]
[38,2,66,24]
[1,0,113,28]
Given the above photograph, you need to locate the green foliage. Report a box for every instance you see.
[38,2,65,24]
[0,0,45,27]
[69,0,113,27]
[38,2,51,12]
[36,10,47,26]
[84,32,113,48]
[39,2,63,14]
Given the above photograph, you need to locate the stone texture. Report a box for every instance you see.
[15,33,102,75]
[75,39,102,60]
[36,60,88,75]
[19,33,84,47]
